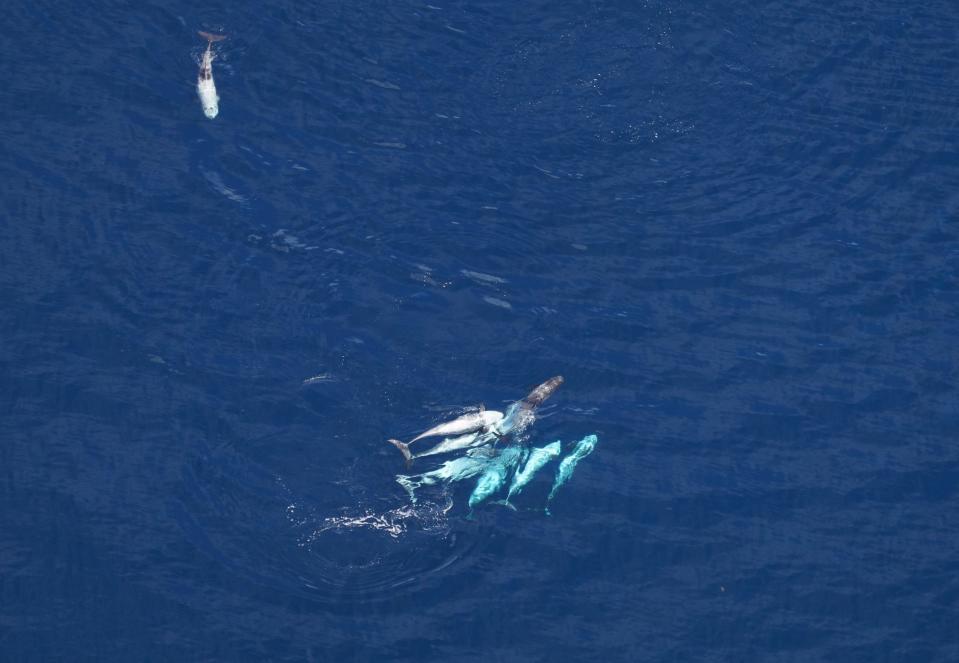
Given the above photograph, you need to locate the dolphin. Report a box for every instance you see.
[489,375,564,441]
[545,434,598,514]
[467,446,528,516]
[387,376,562,467]
[387,409,503,467]
[407,409,503,445]
[392,430,497,468]
[197,31,226,119]
[395,448,495,503]
[503,440,562,506]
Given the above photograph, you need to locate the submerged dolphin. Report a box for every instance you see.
[545,434,598,514]
[468,446,528,515]
[388,409,503,467]
[395,448,495,502]
[503,440,562,506]
[197,31,226,119]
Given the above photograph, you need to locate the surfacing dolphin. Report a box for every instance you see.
[394,430,491,467]
[490,375,564,442]
[388,376,563,467]
[196,31,226,119]
[406,409,503,446]
[388,409,503,468]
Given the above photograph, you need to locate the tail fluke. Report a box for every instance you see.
[198,31,227,43]
[388,439,413,469]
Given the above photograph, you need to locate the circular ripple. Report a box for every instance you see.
[176,443,494,606]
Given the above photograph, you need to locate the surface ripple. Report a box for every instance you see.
[2,0,958,660]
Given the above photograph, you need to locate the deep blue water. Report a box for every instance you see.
[3,0,959,660]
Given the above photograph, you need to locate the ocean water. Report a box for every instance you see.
[2,0,958,660]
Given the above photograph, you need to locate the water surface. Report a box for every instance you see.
[2,0,958,660]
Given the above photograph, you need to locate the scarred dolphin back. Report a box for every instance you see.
[521,375,564,409]
[198,31,227,43]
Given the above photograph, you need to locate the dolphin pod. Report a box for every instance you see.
[389,377,597,515]
[396,434,598,514]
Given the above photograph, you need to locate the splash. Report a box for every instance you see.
[296,495,454,542]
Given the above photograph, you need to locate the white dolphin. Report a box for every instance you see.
[388,409,503,467]
[387,376,564,468]
[197,31,226,119]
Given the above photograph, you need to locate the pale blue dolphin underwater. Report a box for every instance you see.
[545,434,598,514]
[396,435,598,513]
[502,440,562,507]
[467,446,528,516]
[395,448,494,503]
